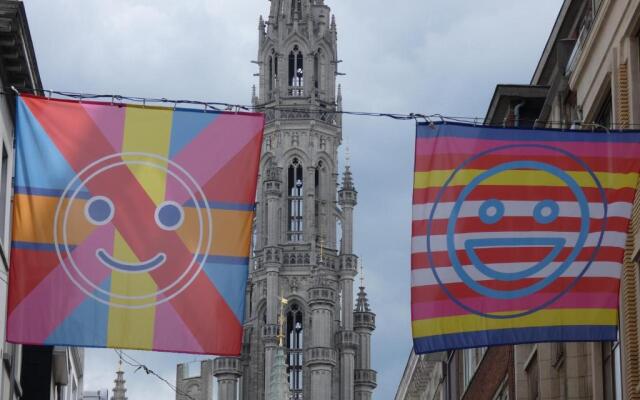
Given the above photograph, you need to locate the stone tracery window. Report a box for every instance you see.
[286,304,304,399]
[290,0,302,19]
[289,45,304,96]
[288,158,304,241]
[314,48,322,90]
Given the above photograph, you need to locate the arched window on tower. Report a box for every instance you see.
[290,0,302,19]
[289,46,304,96]
[286,304,304,399]
[268,56,273,92]
[314,49,321,90]
[288,158,304,242]
[315,161,322,241]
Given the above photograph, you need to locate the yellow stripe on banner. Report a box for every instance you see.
[177,208,253,256]
[122,107,173,205]
[412,308,617,338]
[107,231,156,350]
[414,169,639,190]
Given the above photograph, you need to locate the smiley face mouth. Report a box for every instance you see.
[96,249,166,273]
[464,237,566,281]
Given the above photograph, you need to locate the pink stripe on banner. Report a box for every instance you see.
[81,103,125,152]
[153,300,204,353]
[411,292,619,320]
[416,137,640,159]
[7,225,114,343]
[166,114,262,204]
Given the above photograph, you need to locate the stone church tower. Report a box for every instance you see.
[210,1,377,399]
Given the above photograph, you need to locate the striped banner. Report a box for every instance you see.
[7,95,264,355]
[412,122,640,354]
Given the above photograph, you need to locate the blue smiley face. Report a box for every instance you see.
[85,197,185,273]
[426,145,607,319]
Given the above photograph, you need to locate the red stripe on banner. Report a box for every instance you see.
[200,133,262,204]
[7,249,64,314]
[165,269,243,354]
[412,216,627,236]
[415,153,640,174]
[411,277,620,303]
[23,97,243,353]
[412,186,633,205]
[411,246,625,269]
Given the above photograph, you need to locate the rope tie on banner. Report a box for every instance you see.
[3,86,640,129]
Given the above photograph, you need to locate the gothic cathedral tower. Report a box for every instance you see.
[212,1,376,400]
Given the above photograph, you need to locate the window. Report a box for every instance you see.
[314,161,321,241]
[462,347,486,389]
[594,90,613,129]
[314,49,321,90]
[289,46,304,96]
[291,0,301,19]
[268,51,278,98]
[286,304,304,399]
[269,56,274,92]
[288,158,304,241]
[526,353,540,400]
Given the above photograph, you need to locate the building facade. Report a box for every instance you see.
[180,2,376,400]
[0,3,86,400]
[396,0,640,398]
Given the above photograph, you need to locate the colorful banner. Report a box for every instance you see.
[412,122,640,353]
[7,95,264,355]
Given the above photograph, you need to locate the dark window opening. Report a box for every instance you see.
[314,52,320,90]
[288,158,304,241]
[286,304,304,399]
[289,46,304,96]
[268,56,274,92]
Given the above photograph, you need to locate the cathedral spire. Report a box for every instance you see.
[111,359,127,400]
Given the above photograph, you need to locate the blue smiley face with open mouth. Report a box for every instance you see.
[84,196,185,273]
[427,144,607,318]
[447,160,590,300]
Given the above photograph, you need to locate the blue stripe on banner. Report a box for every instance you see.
[204,255,249,265]
[201,261,248,323]
[183,199,255,212]
[416,121,640,142]
[44,275,110,347]
[413,325,618,354]
[12,241,75,252]
[14,186,92,199]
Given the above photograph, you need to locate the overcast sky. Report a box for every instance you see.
[22,1,563,398]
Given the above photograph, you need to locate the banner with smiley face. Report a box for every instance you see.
[412,122,640,354]
[7,95,263,355]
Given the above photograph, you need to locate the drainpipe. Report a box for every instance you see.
[514,101,526,127]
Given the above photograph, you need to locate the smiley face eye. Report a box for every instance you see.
[479,198,504,224]
[85,196,114,225]
[534,200,559,224]
[155,201,185,231]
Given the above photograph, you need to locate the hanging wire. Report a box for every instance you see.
[5,86,640,129]
[114,349,198,400]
